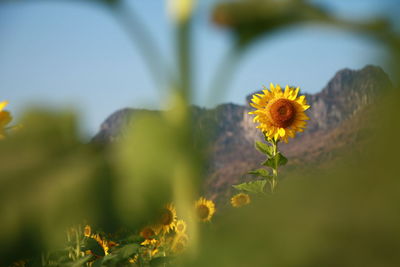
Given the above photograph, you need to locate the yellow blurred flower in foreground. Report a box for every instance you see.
[167,0,197,23]
[171,233,189,254]
[195,197,216,222]
[0,101,12,139]
[175,220,187,234]
[230,193,251,208]
[249,84,310,143]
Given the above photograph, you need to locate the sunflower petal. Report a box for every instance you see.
[278,128,286,137]
[0,101,8,112]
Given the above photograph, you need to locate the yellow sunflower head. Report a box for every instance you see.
[141,238,159,246]
[84,225,91,237]
[249,83,310,143]
[0,101,12,139]
[174,220,187,234]
[195,197,216,222]
[171,233,189,254]
[91,234,111,255]
[140,226,156,240]
[230,193,251,208]
[156,203,177,234]
[128,254,138,264]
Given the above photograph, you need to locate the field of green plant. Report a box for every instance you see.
[1,0,400,266]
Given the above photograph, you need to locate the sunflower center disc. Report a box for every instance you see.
[237,196,246,205]
[177,224,184,232]
[197,205,210,220]
[141,228,155,239]
[269,99,296,128]
[161,210,173,225]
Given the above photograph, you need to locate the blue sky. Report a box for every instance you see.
[0,0,398,137]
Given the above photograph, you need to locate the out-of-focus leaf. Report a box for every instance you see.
[98,0,120,6]
[117,243,139,260]
[150,256,172,267]
[113,102,200,234]
[0,110,102,264]
[212,0,391,49]
[69,255,93,267]
[101,253,119,265]
[113,112,176,227]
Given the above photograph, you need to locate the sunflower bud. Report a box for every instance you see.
[167,0,197,23]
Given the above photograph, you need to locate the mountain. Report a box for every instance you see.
[92,65,392,200]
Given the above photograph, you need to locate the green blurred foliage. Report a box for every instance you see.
[212,0,391,49]
[0,110,108,263]
[1,0,400,266]
[0,106,202,265]
[113,108,201,229]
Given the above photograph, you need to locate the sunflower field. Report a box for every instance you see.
[1,0,400,267]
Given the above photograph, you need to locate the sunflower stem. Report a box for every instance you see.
[270,139,279,193]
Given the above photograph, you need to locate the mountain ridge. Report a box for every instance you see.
[92,65,392,200]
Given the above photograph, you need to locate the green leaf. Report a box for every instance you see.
[277,153,288,166]
[212,1,388,49]
[255,141,273,156]
[83,238,105,256]
[233,180,267,194]
[101,254,119,265]
[248,168,269,177]
[117,244,140,260]
[69,255,93,267]
[263,153,288,169]
[150,257,171,267]
[99,244,139,266]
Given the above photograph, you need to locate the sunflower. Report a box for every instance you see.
[84,225,91,237]
[195,197,216,222]
[140,226,159,246]
[249,83,310,143]
[230,193,251,208]
[90,234,117,256]
[140,226,156,240]
[128,254,138,264]
[167,0,196,23]
[0,101,12,139]
[175,220,187,234]
[156,203,177,234]
[171,233,189,254]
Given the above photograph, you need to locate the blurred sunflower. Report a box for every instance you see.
[249,84,310,143]
[195,197,216,222]
[231,193,251,208]
[140,226,158,246]
[141,238,159,246]
[167,0,196,23]
[91,234,117,256]
[140,226,156,240]
[84,225,91,237]
[0,101,12,139]
[156,203,177,234]
[175,220,187,234]
[171,233,189,254]
[128,254,138,264]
